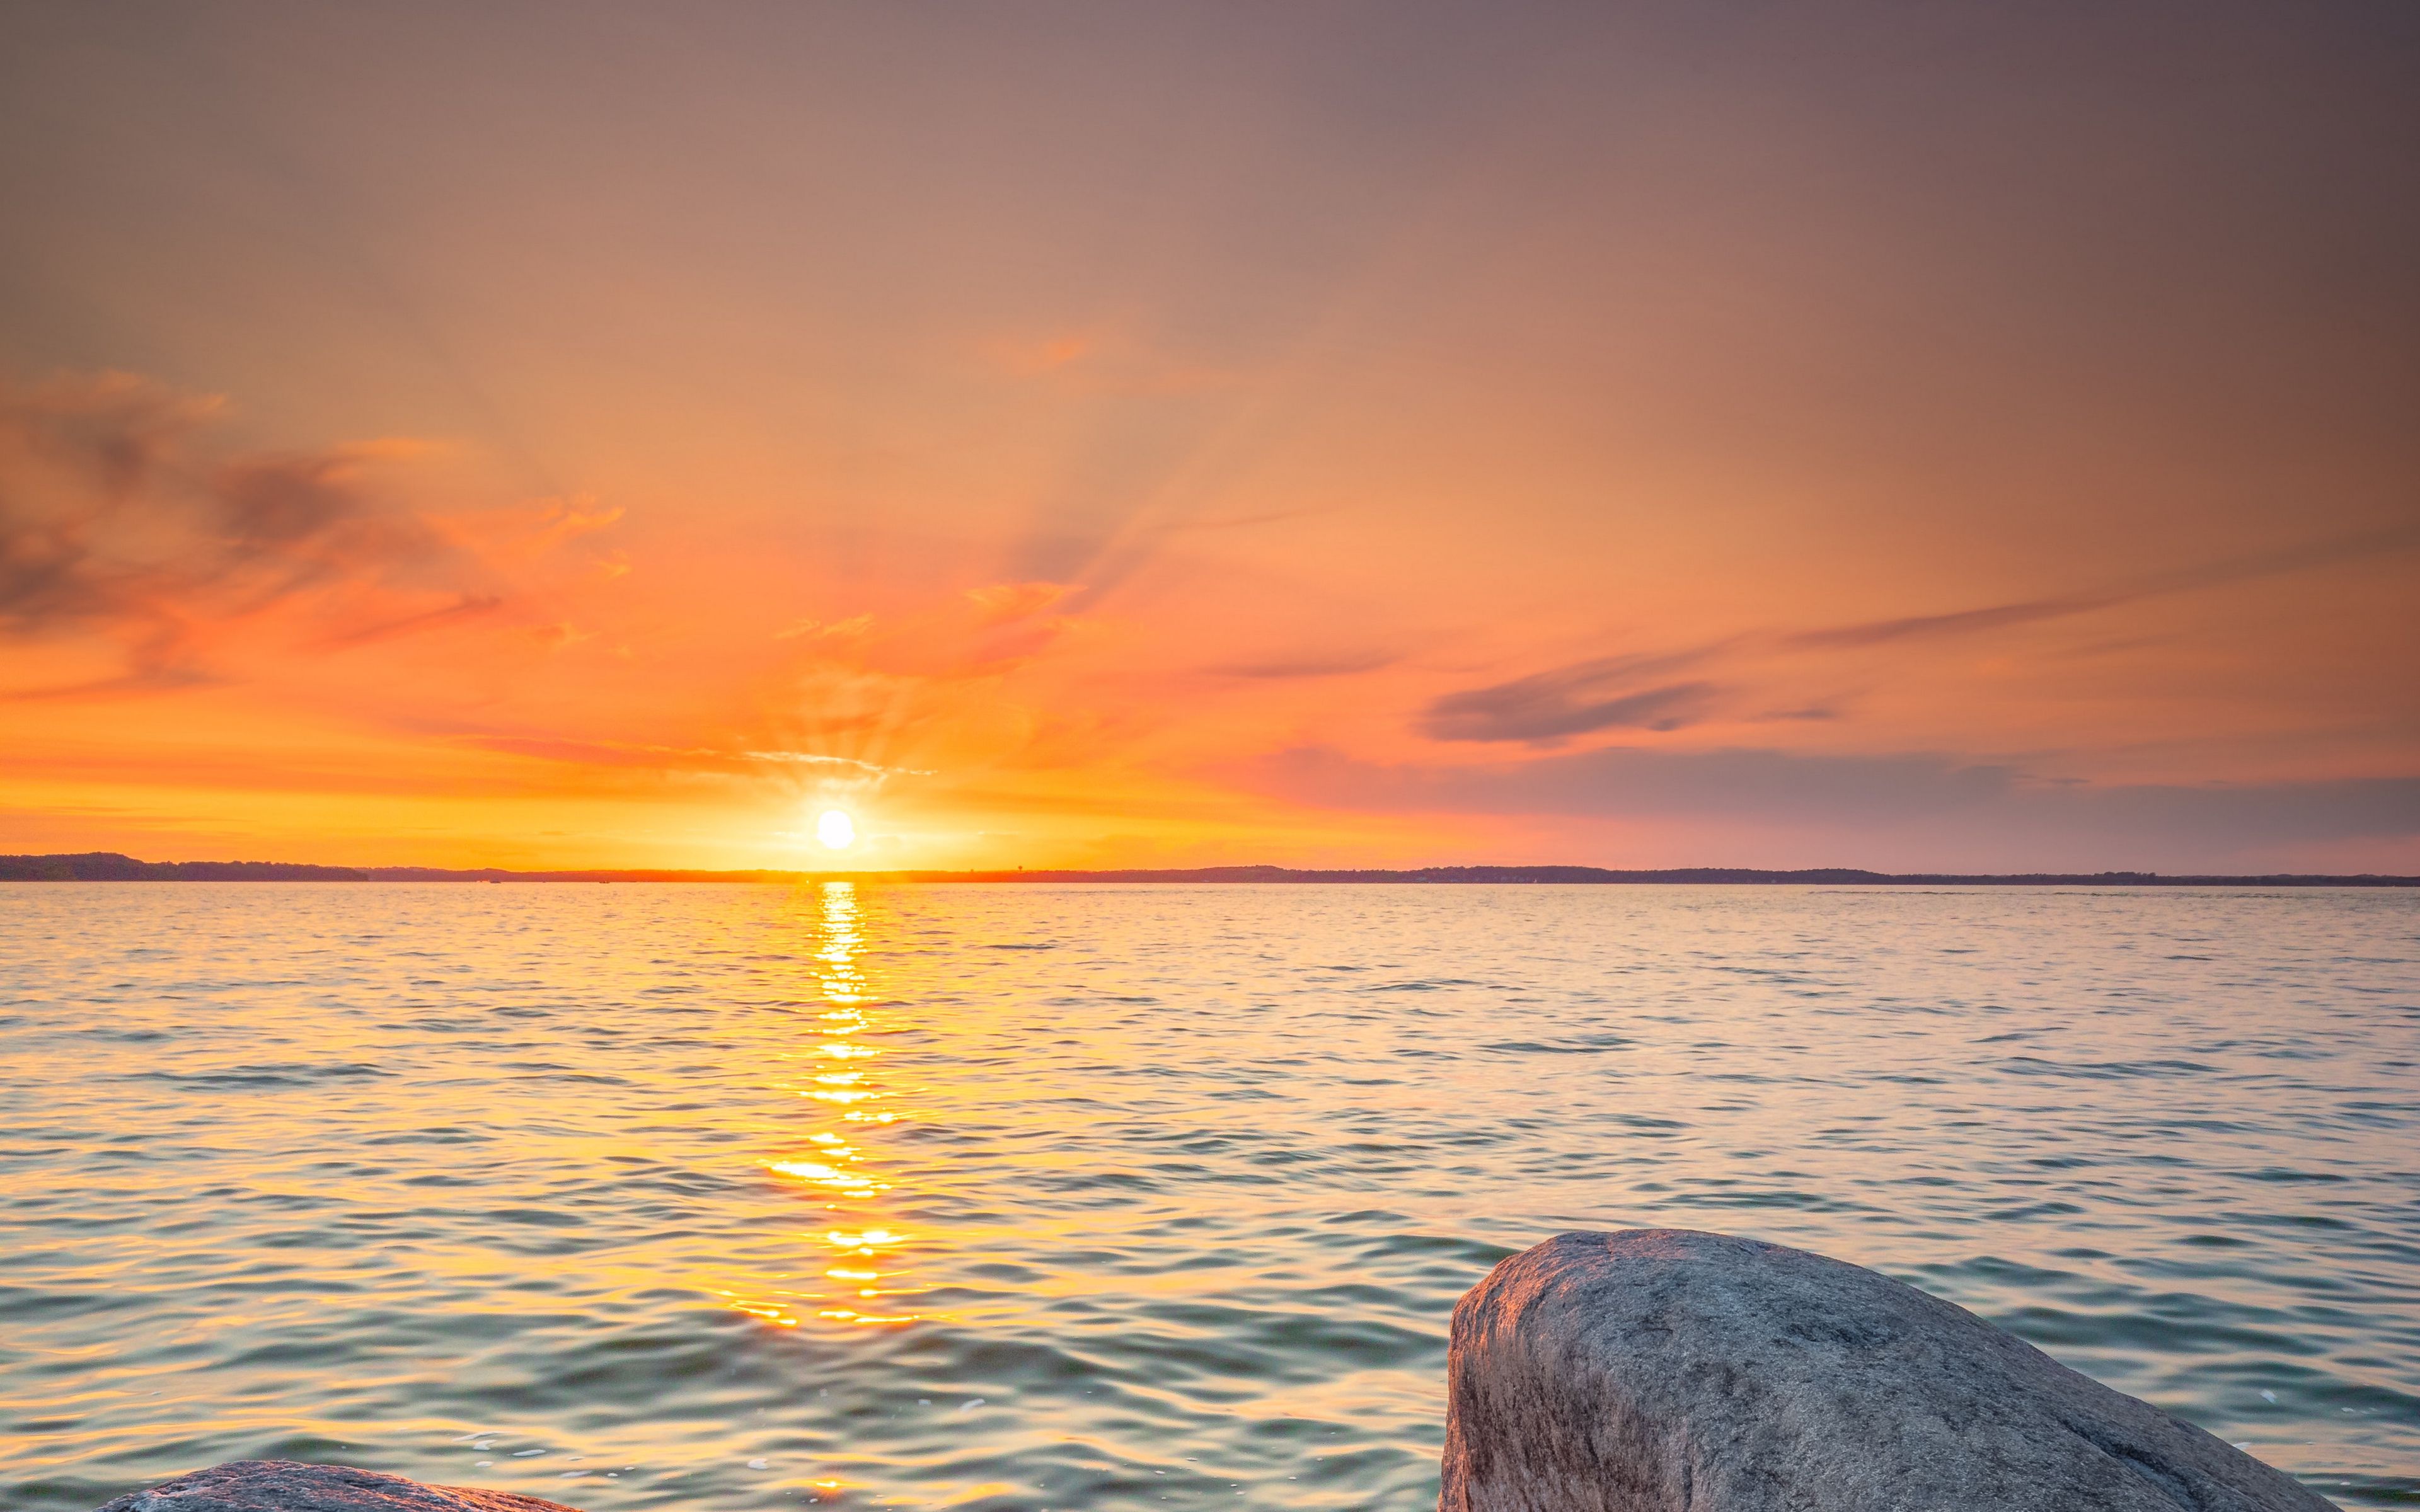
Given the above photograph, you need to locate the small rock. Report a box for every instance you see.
[93,1460,588,1512]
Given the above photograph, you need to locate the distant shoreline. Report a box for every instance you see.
[3,851,2414,886]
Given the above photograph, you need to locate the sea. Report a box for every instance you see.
[1,883,2414,1509]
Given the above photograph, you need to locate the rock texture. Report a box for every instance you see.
[1441,1229,2337,1512]
[93,1460,586,1512]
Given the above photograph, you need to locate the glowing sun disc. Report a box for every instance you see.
[816,809,856,850]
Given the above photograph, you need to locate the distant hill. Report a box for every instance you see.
[2,852,2414,885]
[0,852,370,881]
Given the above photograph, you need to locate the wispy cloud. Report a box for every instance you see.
[1419,646,1728,743]
[1419,524,2420,748]
[458,733,928,782]
[1792,524,2420,650]
[739,749,933,777]
[1206,649,1398,680]
[1264,742,2012,820]
[1788,592,2112,650]
[311,595,504,650]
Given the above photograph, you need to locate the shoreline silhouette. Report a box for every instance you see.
[5,851,2414,886]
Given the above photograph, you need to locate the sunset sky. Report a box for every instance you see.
[4,2,2416,872]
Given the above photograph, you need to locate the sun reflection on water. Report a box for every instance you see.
[751,882,926,1328]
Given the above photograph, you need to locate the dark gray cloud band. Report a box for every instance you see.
[1253,742,2420,866]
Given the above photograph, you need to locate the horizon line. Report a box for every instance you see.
[3,851,2415,887]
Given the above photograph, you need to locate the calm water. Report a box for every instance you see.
[2,884,2416,1510]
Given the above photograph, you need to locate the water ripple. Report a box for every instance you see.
[0,883,2414,1508]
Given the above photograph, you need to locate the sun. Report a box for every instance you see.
[815,809,856,850]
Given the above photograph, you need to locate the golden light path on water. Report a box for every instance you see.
[1,883,2416,1511]
[748,883,922,1332]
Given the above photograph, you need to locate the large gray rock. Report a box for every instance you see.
[94,1460,585,1512]
[1441,1229,2336,1512]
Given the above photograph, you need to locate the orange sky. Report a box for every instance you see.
[3,3,2417,872]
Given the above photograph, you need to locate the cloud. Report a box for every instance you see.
[1791,524,2420,650]
[1248,743,2420,864]
[740,749,931,776]
[1788,593,2111,650]
[456,733,924,782]
[1206,649,1398,680]
[0,371,494,692]
[1418,522,2420,748]
[1420,644,1727,742]
[311,595,505,650]
[1264,742,2012,822]
[1,655,219,703]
